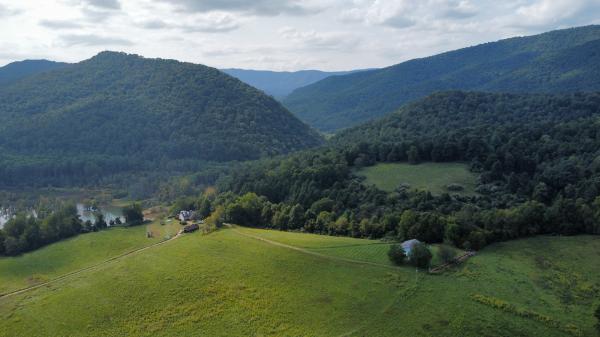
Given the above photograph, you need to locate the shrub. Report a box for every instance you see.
[387,244,406,265]
[437,245,457,264]
[595,304,600,333]
[408,242,432,269]
[446,183,464,192]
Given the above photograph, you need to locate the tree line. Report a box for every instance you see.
[0,203,144,256]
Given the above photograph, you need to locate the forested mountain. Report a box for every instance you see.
[284,25,600,132]
[0,60,68,86]
[211,91,600,250]
[0,51,323,187]
[221,69,360,99]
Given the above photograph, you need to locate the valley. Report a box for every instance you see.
[0,9,599,336]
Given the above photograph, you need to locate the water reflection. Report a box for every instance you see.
[0,204,124,229]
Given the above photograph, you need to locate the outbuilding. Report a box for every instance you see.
[401,239,422,256]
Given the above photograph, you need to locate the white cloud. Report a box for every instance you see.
[158,0,321,16]
[60,34,133,46]
[279,27,361,51]
[0,0,599,71]
[513,0,598,28]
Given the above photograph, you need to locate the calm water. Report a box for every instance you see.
[76,203,125,224]
[0,204,124,229]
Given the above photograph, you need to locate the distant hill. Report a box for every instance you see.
[0,60,69,86]
[284,25,600,132]
[0,51,323,187]
[221,69,363,100]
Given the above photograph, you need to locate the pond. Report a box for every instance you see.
[76,203,125,224]
[0,204,124,229]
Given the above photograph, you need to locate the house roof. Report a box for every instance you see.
[401,239,421,251]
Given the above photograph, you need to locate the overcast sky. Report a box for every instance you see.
[0,0,599,71]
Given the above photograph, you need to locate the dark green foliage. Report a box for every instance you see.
[213,91,600,250]
[122,203,144,226]
[0,52,323,188]
[595,304,600,333]
[0,59,68,86]
[0,205,83,256]
[387,244,406,265]
[437,245,457,264]
[408,243,432,269]
[94,213,108,230]
[284,25,600,131]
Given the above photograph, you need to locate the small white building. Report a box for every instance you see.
[178,210,195,222]
[401,239,421,256]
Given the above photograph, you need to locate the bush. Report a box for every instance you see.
[446,183,464,192]
[387,244,406,265]
[437,245,457,264]
[595,304,600,333]
[408,242,432,269]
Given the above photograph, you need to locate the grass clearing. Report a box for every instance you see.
[0,227,598,337]
[0,223,167,294]
[356,162,478,195]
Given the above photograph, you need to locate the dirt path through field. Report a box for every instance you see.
[0,231,183,300]
[228,225,397,270]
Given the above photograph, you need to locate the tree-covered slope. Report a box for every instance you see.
[217,91,600,248]
[221,69,359,100]
[0,51,323,187]
[283,25,600,131]
[0,60,68,86]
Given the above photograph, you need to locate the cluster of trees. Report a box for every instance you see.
[387,243,434,269]
[208,92,600,250]
[0,205,82,256]
[0,203,145,256]
[0,51,322,189]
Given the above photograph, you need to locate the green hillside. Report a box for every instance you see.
[0,227,598,336]
[0,51,323,187]
[283,25,600,131]
[0,59,68,86]
[0,221,178,294]
[218,91,600,247]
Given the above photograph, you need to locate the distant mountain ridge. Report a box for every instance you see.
[0,51,323,187]
[0,59,69,86]
[221,68,367,100]
[283,25,600,132]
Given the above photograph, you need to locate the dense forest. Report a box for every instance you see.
[284,25,600,131]
[175,91,600,251]
[0,51,323,188]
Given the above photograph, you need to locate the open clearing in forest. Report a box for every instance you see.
[357,162,478,195]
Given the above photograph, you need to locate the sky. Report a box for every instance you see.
[0,0,599,71]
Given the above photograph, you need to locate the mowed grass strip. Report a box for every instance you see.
[356,162,478,195]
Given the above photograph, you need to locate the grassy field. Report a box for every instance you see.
[0,218,181,295]
[356,162,478,195]
[0,226,598,337]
